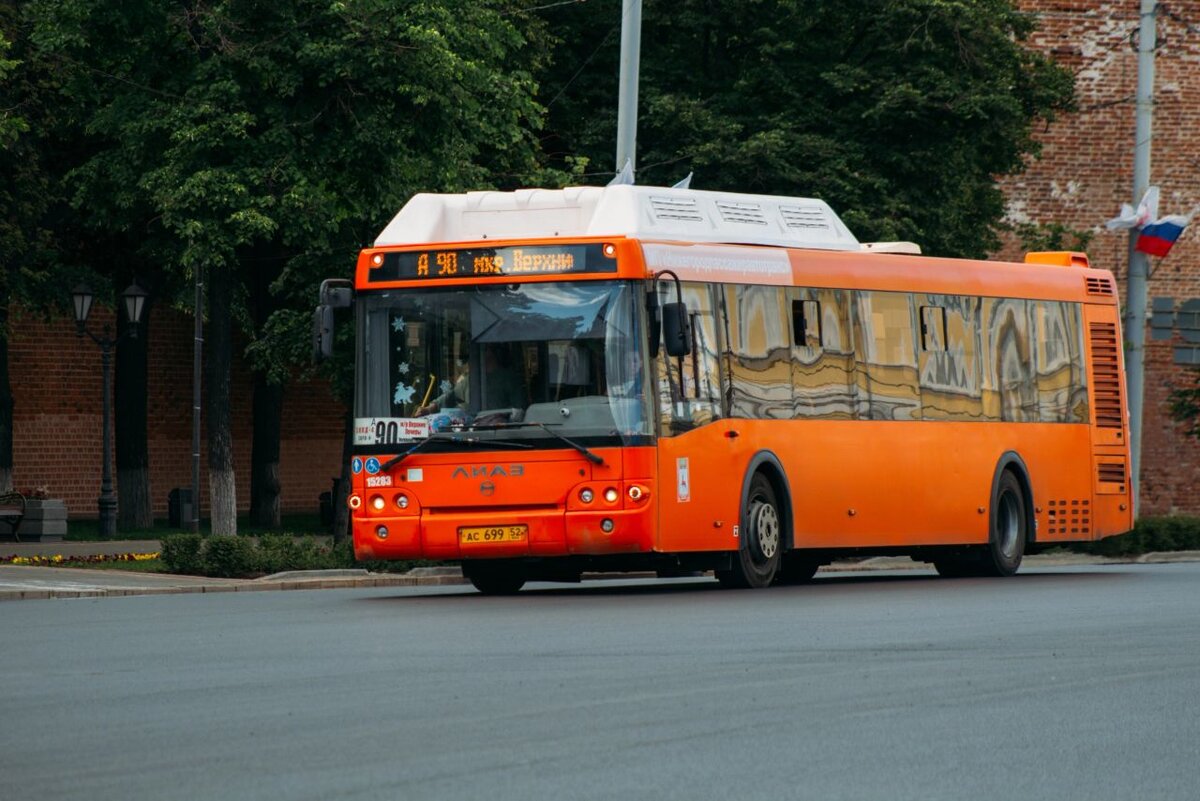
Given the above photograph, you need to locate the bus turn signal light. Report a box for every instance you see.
[628,485,649,502]
[348,494,362,510]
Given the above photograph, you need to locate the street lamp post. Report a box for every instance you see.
[72,282,148,538]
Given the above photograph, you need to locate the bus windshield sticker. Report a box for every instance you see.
[677,457,691,503]
[355,417,431,446]
[368,243,614,283]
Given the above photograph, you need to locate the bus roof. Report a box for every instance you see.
[374,186,861,252]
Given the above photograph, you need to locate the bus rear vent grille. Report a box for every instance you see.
[1098,461,1127,485]
[1086,276,1115,296]
[1045,499,1091,537]
[780,205,833,231]
[650,196,705,223]
[1088,322,1123,429]
[716,201,769,226]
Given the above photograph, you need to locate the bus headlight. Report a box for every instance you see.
[604,488,619,504]
[580,488,594,503]
[370,495,386,512]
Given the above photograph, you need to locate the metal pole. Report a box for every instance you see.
[614,0,642,177]
[98,333,116,538]
[191,265,203,533]
[1124,0,1156,510]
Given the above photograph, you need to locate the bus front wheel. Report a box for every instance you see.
[463,560,526,595]
[717,473,782,589]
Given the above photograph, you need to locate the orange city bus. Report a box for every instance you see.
[315,185,1134,594]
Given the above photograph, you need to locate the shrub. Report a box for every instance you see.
[161,534,204,574]
[1075,516,1200,557]
[202,535,259,578]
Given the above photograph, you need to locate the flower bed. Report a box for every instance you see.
[1,552,160,566]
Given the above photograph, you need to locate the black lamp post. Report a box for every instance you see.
[72,282,149,538]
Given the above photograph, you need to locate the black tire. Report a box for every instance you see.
[775,552,820,585]
[717,473,782,589]
[978,470,1026,577]
[462,561,526,595]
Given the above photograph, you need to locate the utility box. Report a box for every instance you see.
[168,488,194,528]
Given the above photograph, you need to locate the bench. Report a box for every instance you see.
[0,491,26,541]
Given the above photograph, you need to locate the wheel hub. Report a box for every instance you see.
[755,503,779,559]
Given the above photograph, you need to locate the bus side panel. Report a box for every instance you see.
[654,420,746,553]
[773,419,1092,548]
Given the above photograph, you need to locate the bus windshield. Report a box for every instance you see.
[354,280,653,450]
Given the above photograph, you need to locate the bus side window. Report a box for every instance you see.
[855,290,921,421]
[918,295,983,421]
[726,285,792,419]
[656,283,722,435]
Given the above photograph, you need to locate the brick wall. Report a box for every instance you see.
[9,303,344,521]
[998,0,1200,515]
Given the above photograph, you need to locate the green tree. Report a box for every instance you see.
[29,0,566,534]
[542,0,1074,258]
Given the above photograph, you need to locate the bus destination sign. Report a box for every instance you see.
[368,243,614,283]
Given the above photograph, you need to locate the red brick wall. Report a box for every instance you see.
[998,0,1200,515]
[9,303,344,521]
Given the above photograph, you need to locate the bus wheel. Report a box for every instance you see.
[717,473,782,589]
[462,561,526,595]
[978,471,1026,577]
[775,553,820,585]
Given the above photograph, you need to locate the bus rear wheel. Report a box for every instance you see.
[978,471,1026,577]
[717,473,782,589]
[462,560,526,595]
[933,471,1026,578]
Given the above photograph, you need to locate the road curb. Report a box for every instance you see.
[3,551,1199,601]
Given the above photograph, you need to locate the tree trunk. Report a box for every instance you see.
[332,406,353,544]
[0,296,13,494]
[247,247,284,529]
[207,264,237,535]
[249,375,283,528]
[115,288,153,529]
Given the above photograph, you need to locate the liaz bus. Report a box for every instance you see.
[314,185,1134,594]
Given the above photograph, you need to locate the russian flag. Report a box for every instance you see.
[1136,215,1189,257]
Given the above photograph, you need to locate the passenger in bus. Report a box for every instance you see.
[418,346,523,414]
[418,358,469,415]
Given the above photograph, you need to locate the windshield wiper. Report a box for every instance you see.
[380,432,532,472]
[471,422,605,465]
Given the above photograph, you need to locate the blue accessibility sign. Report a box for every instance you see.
[365,457,381,475]
[352,457,363,474]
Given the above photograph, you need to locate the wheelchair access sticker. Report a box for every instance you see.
[365,457,381,475]
[676,457,691,503]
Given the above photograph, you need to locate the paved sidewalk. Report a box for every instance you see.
[2,544,1198,601]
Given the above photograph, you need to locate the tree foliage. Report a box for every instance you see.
[542,0,1074,258]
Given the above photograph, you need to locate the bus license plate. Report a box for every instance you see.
[459,525,527,545]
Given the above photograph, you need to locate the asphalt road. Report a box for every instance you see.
[2,563,1199,801]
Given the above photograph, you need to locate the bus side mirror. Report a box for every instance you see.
[313,305,334,362]
[661,301,692,357]
[320,279,354,309]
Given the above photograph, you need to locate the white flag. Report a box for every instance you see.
[1106,185,1159,230]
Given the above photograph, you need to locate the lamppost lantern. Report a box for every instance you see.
[122,283,149,336]
[71,281,150,538]
[72,283,94,336]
